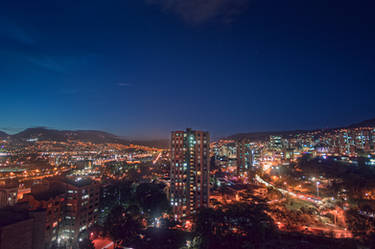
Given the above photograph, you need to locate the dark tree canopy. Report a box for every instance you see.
[78,238,95,249]
[104,205,143,246]
[135,183,170,218]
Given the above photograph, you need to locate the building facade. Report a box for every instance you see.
[0,212,33,249]
[62,178,100,242]
[21,190,65,248]
[0,184,18,208]
[170,128,210,218]
[236,140,253,177]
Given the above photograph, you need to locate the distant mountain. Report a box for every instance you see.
[13,127,118,143]
[130,139,169,149]
[347,118,375,128]
[228,117,375,141]
[0,131,8,139]
[13,127,67,141]
[9,127,169,148]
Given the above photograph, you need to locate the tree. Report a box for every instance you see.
[209,156,218,171]
[104,205,143,247]
[182,236,202,249]
[266,186,282,200]
[192,202,276,249]
[49,242,65,249]
[88,223,105,240]
[346,209,375,246]
[135,183,170,219]
[136,228,188,249]
[160,217,179,229]
[118,180,134,203]
[78,238,95,249]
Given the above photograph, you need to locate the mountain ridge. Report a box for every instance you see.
[1,117,374,147]
[0,131,8,139]
[1,127,169,148]
[347,118,375,128]
[227,117,375,141]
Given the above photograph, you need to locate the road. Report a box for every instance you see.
[93,239,114,249]
[255,174,352,238]
[153,152,162,165]
[255,175,322,204]
[304,225,352,238]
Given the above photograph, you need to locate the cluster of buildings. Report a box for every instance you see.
[212,127,375,178]
[0,126,374,248]
[0,138,163,249]
[0,140,160,169]
[315,128,375,156]
[0,140,161,199]
[168,127,375,220]
[0,176,100,249]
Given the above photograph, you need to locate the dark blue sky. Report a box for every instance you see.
[1,0,374,139]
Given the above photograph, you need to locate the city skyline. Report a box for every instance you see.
[1,1,375,248]
[0,116,374,143]
[1,0,375,139]
[2,122,374,248]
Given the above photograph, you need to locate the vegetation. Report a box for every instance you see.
[104,204,143,247]
[191,202,277,249]
[98,179,173,248]
[78,238,95,249]
[135,182,170,219]
[186,202,356,249]
[346,209,375,247]
[295,157,375,199]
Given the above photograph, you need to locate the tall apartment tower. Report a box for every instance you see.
[236,140,253,177]
[170,128,210,219]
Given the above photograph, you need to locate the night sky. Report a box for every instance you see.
[1,0,374,139]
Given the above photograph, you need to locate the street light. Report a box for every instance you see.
[316,181,320,197]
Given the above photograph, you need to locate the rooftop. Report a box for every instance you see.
[28,189,65,201]
[63,177,94,188]
[0,208,31,227]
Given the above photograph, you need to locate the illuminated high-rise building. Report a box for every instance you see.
[236,140,253,177]
[269,135,283,150]
[170,128,210,218]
